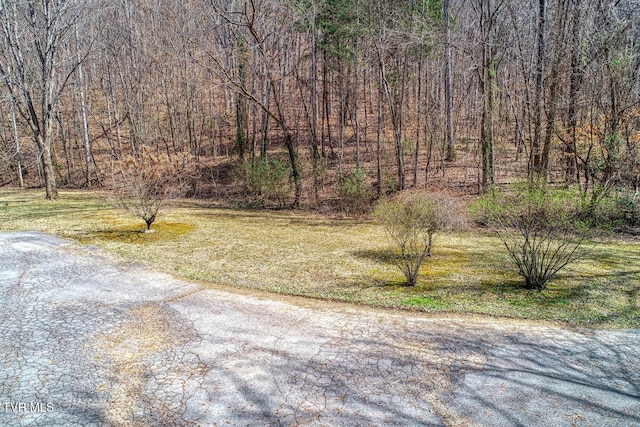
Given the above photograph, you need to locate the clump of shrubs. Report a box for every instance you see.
[337,169,374,215]
[580,188,640,231]
[242,156,292,208]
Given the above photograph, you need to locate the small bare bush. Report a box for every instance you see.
[111,148,194,231]
[374,192,464,286]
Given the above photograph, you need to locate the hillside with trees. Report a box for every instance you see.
[1,0,639,215]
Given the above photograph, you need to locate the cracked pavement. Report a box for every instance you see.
[0,231,638,426]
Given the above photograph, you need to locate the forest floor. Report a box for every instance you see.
[0,188,639,328]
[0,230,638,426]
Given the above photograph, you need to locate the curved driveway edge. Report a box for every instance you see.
[0,231,638,426]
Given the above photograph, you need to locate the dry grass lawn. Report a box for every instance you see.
[1,188,638,328]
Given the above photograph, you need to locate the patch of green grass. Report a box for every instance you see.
[74,221,195,244]
[1,188,639,328]
[402,295,452,309]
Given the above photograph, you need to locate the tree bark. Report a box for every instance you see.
[541,0,570,177]
[37,132,58,200]
[444,0,456,161]
[564,0,582,184]
[76,24,92,188]
[9,98,24,188]
[530,0,546,177]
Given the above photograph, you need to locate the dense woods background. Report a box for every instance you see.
[0,0,639,211]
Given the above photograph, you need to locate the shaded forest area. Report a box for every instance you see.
[0,0,639,212]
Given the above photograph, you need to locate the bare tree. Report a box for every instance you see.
[444,0,455,161]
[9,97,23,187]
[112,147,194,231]
[471,0,506,193]
[206,0,304,207]
[530,0,546,177]
[0,0,91,199]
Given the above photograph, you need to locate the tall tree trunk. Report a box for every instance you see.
[235,43,249,162]
[541,0,569,176]
[474,0,503,193]
[235,94,248,161]
[480,21,495,192]
[414,56,423,187]
[265,64,302,208]
[322,52,333,159]
[339,66,345,176]
[382,46,410,191]
[480,68,495,192]
[37,130,58,200]
[76,24,92,188]
[310,6,320,203]
[354,0,361,171]
[377,59,384,196]
[531,0,546,177]
[564,0,582,184]
[444,0,456,161]
[9,98,23,188]
[261,79,271,160]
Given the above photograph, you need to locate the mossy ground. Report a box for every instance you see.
[1,188,638,328]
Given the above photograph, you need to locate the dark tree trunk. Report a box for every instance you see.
[531,0,546,177]
[444,0,456,161]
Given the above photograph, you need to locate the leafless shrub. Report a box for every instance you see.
[374,192,465,286]
[111,148,194,231]
[477,182,591,291]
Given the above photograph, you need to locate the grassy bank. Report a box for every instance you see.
[1,189,638,328]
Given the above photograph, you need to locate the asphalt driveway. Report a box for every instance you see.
[0,231,638,426]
